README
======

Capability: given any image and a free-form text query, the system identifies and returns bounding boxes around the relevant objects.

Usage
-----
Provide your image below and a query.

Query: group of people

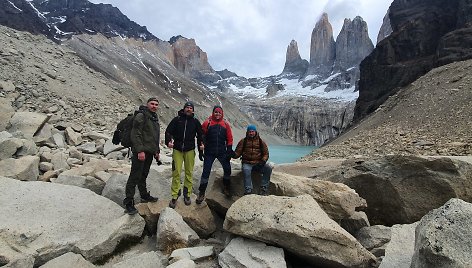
[123,97,273,215]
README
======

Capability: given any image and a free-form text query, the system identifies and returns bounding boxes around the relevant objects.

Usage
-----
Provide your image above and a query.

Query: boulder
[166,259,195,268]
[0,155,39,181]
[355,225,391,257]
[169,246,214,263]
[0,176,145,266]
[379,223,417,268]
[112,252,165,268]
[156,208,199,253]
[410,198,472,268]
[0,138,23,160]
[218,237,286,268]
[50,150,70,171]
[224,195,376,267]
[7,112,49,139]
[320,155,472,225]
[0,97,15,131]
[39,252,95,268]
[65,127,82,146]
[51,174,105,194]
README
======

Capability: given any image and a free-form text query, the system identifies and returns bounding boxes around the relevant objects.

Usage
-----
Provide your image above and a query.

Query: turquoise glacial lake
[268,145,317,164]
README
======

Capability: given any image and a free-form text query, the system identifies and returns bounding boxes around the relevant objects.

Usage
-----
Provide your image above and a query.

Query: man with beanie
[196,105,234,204]
[123,97,161,215]
[233,124,272,195]
[165,101,204,208]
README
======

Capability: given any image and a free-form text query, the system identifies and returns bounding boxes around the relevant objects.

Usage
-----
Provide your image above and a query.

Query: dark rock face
[0,0,51,37]
[334,16,374,71]
[354,0,472,122]
[282,40,309,76]
[307,13,336,76]
[217,69,238,79]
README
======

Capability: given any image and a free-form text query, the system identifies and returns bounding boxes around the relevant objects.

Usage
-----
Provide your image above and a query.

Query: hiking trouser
[125,152,153,201]
[198,153,231,194]
[242,162,272,192]
[171,149,195,199]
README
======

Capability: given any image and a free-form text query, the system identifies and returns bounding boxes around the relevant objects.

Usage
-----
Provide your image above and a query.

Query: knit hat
[247,125,257,132]
[213,105,223,114]
[147,97,159,103]
[183,101,194,110]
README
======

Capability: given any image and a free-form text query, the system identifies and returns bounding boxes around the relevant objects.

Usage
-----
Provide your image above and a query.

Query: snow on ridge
[8,0,23,11]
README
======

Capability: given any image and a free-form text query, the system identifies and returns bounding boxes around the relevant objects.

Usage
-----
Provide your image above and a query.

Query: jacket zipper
[182,117,188,151]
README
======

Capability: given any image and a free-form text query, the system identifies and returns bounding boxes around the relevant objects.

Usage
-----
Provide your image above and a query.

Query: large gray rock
[0,97,15,131]
[0,138,23,160]
[51,174,105,194]
[356,225,391,257]
[223,194,376,267]
[0,176,145,266]
[156,208,199,253]
[410,198,472,268]
[218,237,286,268]
[169,246,214,263]
[39,252,95,268]
[112,251,165,268]
[379,223,418,268]
[320,155,472,225]
[7,112,49,139]
[0,155,39,181]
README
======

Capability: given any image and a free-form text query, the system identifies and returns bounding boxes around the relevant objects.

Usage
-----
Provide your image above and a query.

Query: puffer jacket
[234,132,269,164]
[130,106,160,154]
[201,110,233,156]
[165,109,203,152]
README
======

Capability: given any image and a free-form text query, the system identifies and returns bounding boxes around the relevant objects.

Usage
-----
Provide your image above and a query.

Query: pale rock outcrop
[7,112,49,139]
[156,208,199,253]
[218,237,286,268]
[52,132,66,148]
[0,177,145,266]
[103,139,123,155]
[376,8,392,44]
[410,198,472,268]
[0,138,23,160]
[65,126,82,146]
[224,195,376,267]
[169,246,214,263]
[146,197,216,238]
[51,174,105,194]
[379,223,418,268]
[319,155,472,225]
[112,252,165,268]
[0,155,39,181]
[307,13,336,76]
[33,123,54,146]
[50,150,70,170]
[39,252,95,268]
[77,142,97,154]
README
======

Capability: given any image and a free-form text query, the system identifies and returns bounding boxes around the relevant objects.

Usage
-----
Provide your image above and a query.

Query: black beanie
[183,101,194,110]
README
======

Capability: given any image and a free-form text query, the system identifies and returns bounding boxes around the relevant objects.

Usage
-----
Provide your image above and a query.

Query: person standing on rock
[123,97,160,215]
[196,105,234,204]
[165,101,204,208]
[232,124,272,195]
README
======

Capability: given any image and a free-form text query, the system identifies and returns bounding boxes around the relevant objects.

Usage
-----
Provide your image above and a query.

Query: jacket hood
[210,105,224,121]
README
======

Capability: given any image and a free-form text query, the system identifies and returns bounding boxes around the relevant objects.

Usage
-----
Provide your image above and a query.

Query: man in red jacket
[196,105,234,204]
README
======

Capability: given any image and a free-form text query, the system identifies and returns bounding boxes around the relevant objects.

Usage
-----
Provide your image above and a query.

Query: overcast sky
[90,0,393,78]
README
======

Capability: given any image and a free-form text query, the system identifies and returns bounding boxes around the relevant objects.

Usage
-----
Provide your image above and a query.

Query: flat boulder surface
[0,176,145,267]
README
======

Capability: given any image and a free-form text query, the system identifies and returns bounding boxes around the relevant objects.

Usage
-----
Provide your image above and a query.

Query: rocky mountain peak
[376,8,393,44]
[282,39,309,76]
[334,16,374,71]
[307,13,336,76]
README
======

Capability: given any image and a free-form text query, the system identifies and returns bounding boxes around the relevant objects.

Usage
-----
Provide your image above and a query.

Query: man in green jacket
[123,97,161,215]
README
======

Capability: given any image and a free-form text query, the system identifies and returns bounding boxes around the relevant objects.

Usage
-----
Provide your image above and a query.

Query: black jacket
[165,109,203,152]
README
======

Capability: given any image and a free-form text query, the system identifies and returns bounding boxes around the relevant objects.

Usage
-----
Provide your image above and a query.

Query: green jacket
[131,106,160,154]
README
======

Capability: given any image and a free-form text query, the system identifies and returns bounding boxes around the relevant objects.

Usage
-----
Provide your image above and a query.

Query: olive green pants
[171,149,195,199]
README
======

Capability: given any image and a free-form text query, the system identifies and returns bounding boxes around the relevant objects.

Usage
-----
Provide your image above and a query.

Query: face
[247,130,256,137]
[147,100,159,112]
[184,106,193,115]
[213,109,222,120]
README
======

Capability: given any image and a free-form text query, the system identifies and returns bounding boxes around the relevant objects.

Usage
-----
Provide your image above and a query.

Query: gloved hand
[198,150,204,161]
[226,145,234,160]
[255,161,266,169]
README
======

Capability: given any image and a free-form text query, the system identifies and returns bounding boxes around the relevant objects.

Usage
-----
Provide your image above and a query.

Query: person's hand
[198,150,204,161]
[154,153,160,161]
[256,161,266,169]
[137,152,146,161]
[199,143,204,151]
[226,147,234,160]
[167,140,174,148]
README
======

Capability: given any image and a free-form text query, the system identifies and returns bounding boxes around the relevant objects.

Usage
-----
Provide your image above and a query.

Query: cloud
[90,0,392,77]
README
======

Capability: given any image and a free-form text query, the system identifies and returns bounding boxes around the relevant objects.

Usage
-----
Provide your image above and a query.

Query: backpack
[112,110,143,147]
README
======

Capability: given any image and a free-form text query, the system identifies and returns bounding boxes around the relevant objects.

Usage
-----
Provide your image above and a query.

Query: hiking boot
[260,188,269,196]
[196,192,205,204]
[244,189,253,195]
[124,199,138,215]
[169,198,177,209]
[141,192,158,203]
[222,180,232,198]
[184,195,191,206]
